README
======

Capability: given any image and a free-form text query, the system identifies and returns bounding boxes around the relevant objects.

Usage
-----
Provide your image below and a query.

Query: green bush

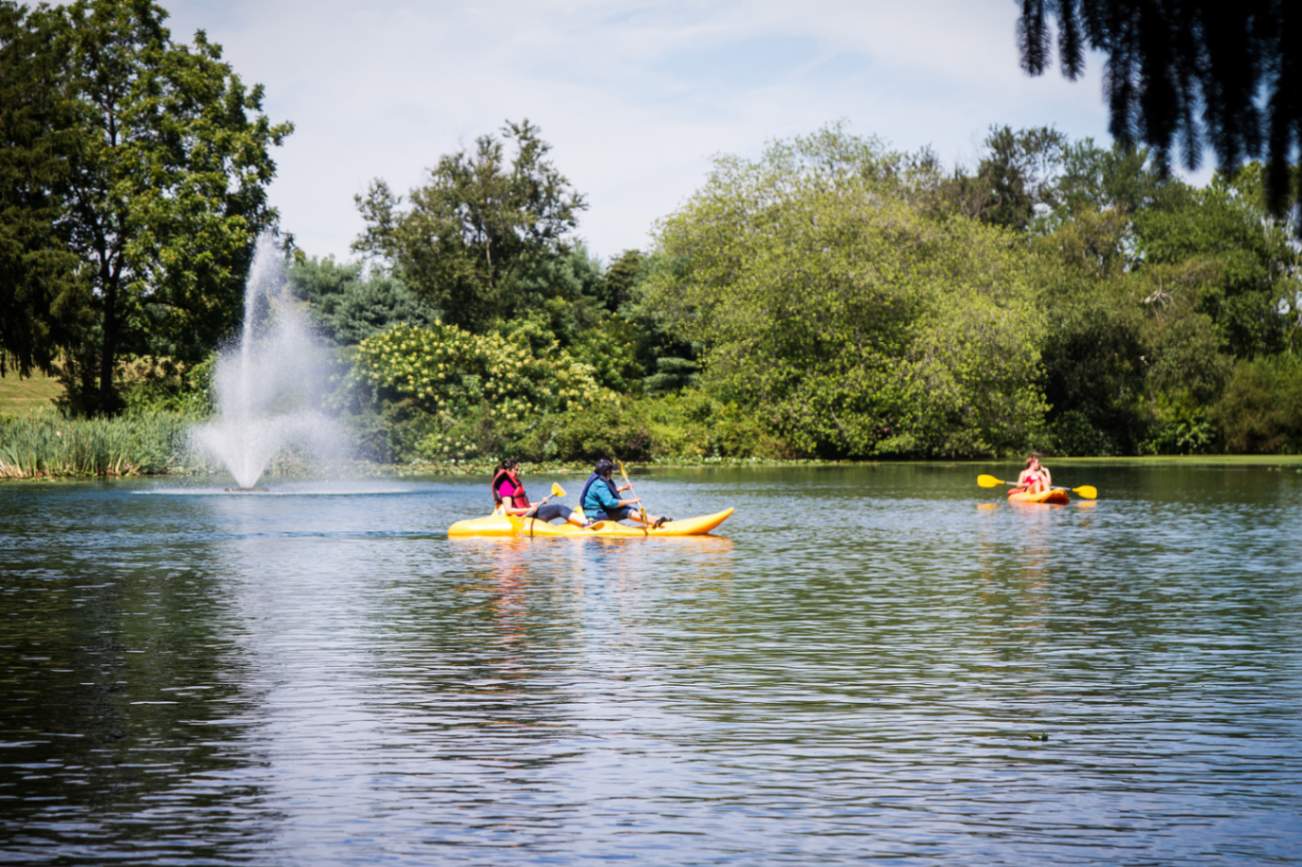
[115,354,215,416]
[340,400,440,464]
[350,322,614,461]
[1141,393,1218,454]
[1046,409,1121,456]
[1213,354,1302,453]
[634,390,785,459]
[517,399,652,462]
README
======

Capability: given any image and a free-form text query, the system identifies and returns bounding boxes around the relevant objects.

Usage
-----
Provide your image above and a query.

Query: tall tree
[1017,0,1302,225]
[0,2,82,378]
[970,125,1068,231]
[0,0,291,413]
[354,119,586,332]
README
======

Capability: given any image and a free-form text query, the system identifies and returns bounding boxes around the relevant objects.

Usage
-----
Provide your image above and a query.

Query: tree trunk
[97,267,120,415]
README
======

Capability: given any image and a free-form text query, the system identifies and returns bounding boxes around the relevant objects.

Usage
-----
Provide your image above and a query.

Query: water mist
[192,234,342,489]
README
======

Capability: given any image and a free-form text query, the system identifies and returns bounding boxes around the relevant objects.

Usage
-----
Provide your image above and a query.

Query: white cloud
[162,0,1115,262]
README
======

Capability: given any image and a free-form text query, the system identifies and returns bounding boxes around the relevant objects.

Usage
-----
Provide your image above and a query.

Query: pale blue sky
[162,0,1121,262]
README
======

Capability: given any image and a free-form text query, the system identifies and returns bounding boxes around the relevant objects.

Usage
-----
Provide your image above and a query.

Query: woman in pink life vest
[490,458,585,528]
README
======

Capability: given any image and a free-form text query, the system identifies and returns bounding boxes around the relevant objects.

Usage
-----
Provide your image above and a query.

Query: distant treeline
[3,1,1299,464]
[291,122,1302,461]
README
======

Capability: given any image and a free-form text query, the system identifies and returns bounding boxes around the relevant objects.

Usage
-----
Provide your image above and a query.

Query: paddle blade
[1072,484,1098,500]
[551,482,566,498]
[977,474,1007,488]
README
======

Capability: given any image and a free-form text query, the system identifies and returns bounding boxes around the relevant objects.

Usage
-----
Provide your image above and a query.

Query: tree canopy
[354,119,586,333]
[644,129,1049,459]
[0,2,81,379]
[0,0,290,413]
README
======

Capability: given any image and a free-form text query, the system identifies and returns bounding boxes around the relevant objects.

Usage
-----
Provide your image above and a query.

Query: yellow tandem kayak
[448,507,735,538]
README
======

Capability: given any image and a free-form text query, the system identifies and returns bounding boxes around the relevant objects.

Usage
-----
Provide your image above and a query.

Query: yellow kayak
[1007,489,1070,505]
[448,507,735,538]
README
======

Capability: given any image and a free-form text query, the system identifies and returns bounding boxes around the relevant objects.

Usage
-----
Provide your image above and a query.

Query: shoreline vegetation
[2,406,1299,482]
[7,122,1301,476]
[4,4,1300,478]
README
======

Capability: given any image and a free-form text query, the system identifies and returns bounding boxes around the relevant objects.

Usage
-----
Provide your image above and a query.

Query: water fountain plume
[192,234,342,489]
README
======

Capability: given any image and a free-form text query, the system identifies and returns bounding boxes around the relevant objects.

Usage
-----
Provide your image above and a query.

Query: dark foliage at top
[1017,1,1302,220]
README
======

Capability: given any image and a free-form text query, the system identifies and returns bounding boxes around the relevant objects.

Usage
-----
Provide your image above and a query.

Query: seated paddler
[1012,452,1052,495]
[579,458,669,528]
[491,458,585,527]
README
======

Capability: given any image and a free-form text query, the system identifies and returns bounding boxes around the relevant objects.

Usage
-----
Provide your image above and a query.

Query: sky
[161,0,1120,264]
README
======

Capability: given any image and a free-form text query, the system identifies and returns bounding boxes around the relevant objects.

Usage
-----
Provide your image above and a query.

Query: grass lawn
[0,371,63,416]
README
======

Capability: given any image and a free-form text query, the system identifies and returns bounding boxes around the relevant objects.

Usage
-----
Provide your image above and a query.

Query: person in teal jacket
[579,458,669,527]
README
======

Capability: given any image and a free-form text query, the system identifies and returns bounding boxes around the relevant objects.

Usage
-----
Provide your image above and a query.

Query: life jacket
[490,468,529,509]
[579,472,620,517]
[1019,469,1046,493]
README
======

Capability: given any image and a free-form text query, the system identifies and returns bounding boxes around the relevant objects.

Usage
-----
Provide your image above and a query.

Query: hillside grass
[0,371,63,416]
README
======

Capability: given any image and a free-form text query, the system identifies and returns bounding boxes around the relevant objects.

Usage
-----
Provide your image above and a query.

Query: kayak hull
[448,507,735,538]
[1007,488,1070,505]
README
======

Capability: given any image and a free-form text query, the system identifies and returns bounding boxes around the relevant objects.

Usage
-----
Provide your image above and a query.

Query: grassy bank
[0,411,194,479]
[0,371,63,416]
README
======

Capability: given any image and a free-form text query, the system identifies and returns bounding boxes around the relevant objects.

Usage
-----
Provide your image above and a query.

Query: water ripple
[0,466,1299,864]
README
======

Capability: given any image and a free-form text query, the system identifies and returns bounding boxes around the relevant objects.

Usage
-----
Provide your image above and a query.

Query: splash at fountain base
[189,233,343,490]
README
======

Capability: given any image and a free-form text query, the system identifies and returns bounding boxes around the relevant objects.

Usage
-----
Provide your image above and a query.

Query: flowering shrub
[352,322,613,460]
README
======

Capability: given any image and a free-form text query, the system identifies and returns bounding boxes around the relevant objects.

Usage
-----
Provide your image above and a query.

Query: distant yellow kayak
[1007,489,1070,505]
[448,507,735,538]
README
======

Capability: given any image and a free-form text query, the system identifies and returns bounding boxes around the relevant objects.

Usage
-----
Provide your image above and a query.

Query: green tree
[598,249,646,313]
[645,129,1047,458]
[969,125,1068,231]
[0,1,290,413]
[0,2,82,378]
[1029,146,1157,454]
[605,250,700,392]
[1053,139,1163,219]
[1133,167,1298,359]
[354,119,586,332]
[1213,353,1302,452]
[288,255,434,345]
[59,0,291,413]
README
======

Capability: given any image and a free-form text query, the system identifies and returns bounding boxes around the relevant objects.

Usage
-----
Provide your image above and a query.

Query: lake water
[1,464,1300,864]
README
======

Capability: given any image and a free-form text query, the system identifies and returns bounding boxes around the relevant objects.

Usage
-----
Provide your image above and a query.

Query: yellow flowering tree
[352,322,612,460]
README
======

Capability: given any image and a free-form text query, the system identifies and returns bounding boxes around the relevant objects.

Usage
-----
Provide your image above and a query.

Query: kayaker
[579,458,670,528]
[1013,453,1052,494]
[490,459,586,527]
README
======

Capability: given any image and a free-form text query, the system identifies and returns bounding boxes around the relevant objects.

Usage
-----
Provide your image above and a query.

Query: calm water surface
[1,465,1300,864]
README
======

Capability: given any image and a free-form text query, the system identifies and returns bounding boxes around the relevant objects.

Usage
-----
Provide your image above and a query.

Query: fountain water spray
[192,234,342,489]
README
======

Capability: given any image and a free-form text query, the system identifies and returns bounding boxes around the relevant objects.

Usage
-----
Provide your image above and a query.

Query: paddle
[616,459,649,525]
[519,482,570,537]
[523,482,567,518]
[977,473,1098,500]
